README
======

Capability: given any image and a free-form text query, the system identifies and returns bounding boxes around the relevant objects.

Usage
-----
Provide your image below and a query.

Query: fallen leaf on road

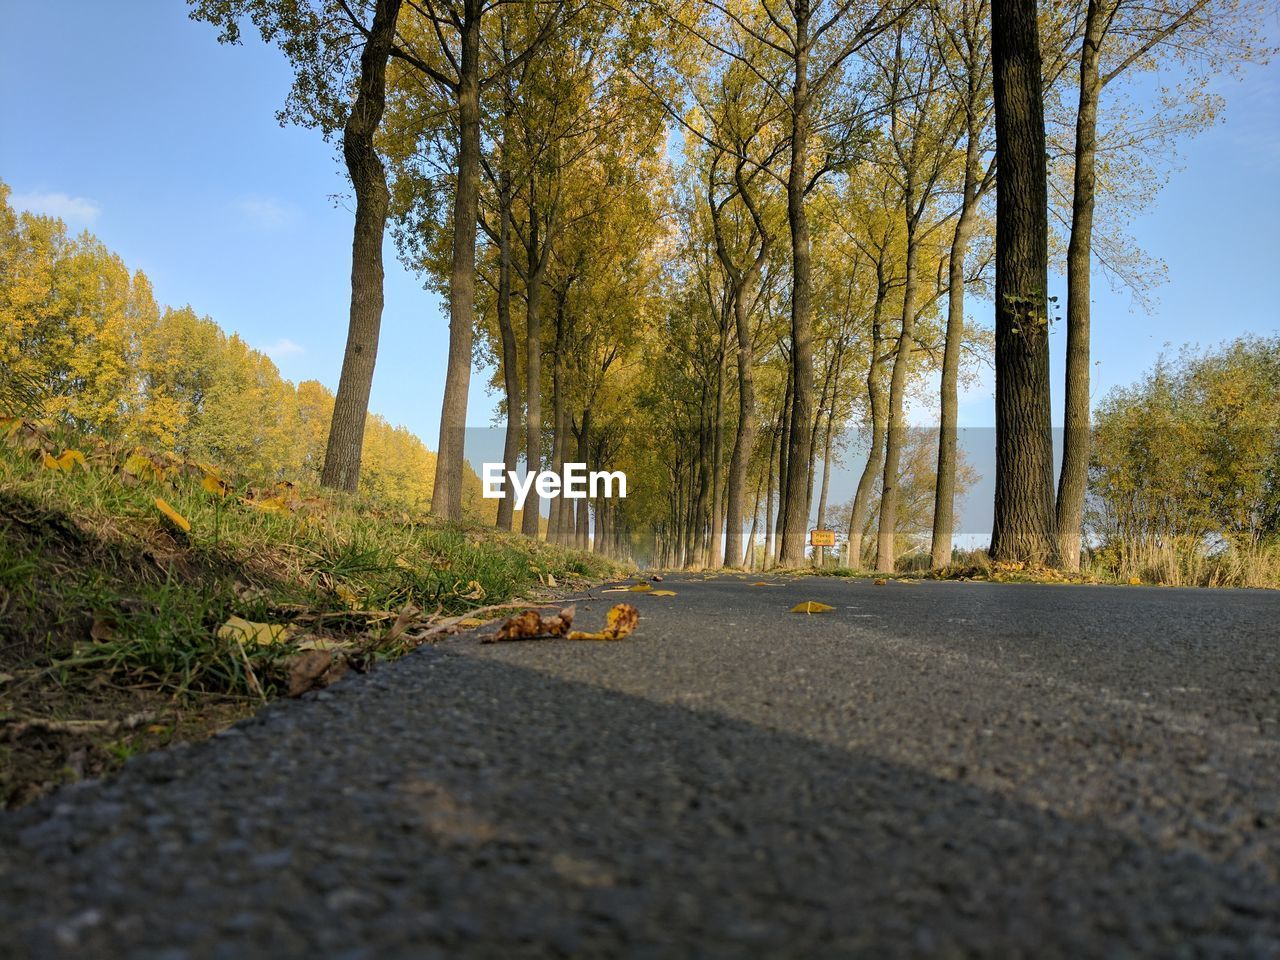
[627,583,653,593]
[790,601,835,614]
[490,606,576,641]
[567,603,639,641]
[1128,576,1142,585]
[650,590,677,597]
[751,581,779,587]
[873,578,887,586]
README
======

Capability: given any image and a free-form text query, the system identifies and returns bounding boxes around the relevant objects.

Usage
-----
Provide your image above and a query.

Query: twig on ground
[3,711,159,739]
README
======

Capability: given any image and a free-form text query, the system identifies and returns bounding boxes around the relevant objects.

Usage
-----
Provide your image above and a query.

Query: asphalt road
[2,574,1278,958]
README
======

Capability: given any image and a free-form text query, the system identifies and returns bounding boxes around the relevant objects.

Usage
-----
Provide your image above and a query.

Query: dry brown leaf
[285,649,333,697]
[89,617,116,642]
[491,606,576,641]
[873,578,887,586]
[790,601,835,614]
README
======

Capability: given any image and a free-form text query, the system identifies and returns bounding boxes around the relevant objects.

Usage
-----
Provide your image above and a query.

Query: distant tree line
[0,181,488,516]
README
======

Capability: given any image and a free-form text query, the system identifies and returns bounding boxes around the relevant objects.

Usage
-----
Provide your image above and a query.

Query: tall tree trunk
[692,394,710,566]
[520,214,551,538]
[709,334,727,567]
[765,416,779,567]
[876,219,920,573]
[816,396,837,530]
[1056,0,1105,571]
[495,167,520,531]
[575,408,591,550]
[723,285,757,567]
[990,0,1059,564]
[848,292,888,567]
[776,356,794,550]
[931,123,982,566]
[320,0,402,492]
[746,473,764,568]
[430,0,482,519]
[780,9,815,567]
[548,288,567,543]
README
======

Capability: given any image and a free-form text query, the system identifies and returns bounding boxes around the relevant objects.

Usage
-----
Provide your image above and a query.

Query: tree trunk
[709,333,727,567]
[931,123,982,567]
[876,220,920,573]
[848,291,888,567]
[521,214,551,538]
[320,0,402,493]
[780,9,815,567]
[990,0,1059,564]
[1056,0,1105,571]
[575,408,591,550]
[495,166,520,531]
[430,0,482,519]
[548,287,567,543]
[765,416,779,567]
[723,282,757,567]
[776,355,793,551]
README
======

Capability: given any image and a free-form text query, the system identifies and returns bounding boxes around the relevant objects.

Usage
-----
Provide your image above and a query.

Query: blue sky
[2,1,1277,525]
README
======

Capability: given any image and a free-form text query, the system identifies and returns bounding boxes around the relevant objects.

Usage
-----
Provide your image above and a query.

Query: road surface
[2,574,1278,957]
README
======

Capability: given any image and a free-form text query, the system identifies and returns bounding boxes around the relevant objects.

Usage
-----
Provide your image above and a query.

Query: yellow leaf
[1128,576,1142,585]
[334,584,360,608]
[567,603,639,641]
[202,473,229,497]
[627,582,653,592]
[873,578,887,586]
[248,495,291,513]
[649,589,677,596]
[154,497,190,533]
[457,617,484,628]
[43,449,87,472]
[457,579,486,600]
[217,615,294,646]
[790,601,835,614]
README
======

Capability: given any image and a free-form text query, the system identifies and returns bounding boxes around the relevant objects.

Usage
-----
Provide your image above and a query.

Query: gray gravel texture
[1,574,1278,958]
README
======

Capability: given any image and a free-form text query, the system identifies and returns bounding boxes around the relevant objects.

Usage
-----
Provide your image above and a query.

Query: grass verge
[0,418,622,807]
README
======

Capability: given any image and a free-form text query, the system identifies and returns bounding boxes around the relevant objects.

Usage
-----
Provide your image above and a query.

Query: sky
[2,1,1278,533]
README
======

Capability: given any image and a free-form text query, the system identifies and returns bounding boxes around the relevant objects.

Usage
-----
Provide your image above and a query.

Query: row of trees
[174,0,1268,570]
[0,181,488,515]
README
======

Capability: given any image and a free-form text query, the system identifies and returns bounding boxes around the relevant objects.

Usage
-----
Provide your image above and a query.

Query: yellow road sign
[809,529,836,547]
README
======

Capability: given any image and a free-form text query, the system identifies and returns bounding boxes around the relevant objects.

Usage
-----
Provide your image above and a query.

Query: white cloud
[237,195,295,230]
[260,337,305,359]
[11,190,102,225]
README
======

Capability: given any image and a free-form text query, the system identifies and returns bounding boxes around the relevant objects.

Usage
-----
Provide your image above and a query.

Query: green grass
[0,418,622,804]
